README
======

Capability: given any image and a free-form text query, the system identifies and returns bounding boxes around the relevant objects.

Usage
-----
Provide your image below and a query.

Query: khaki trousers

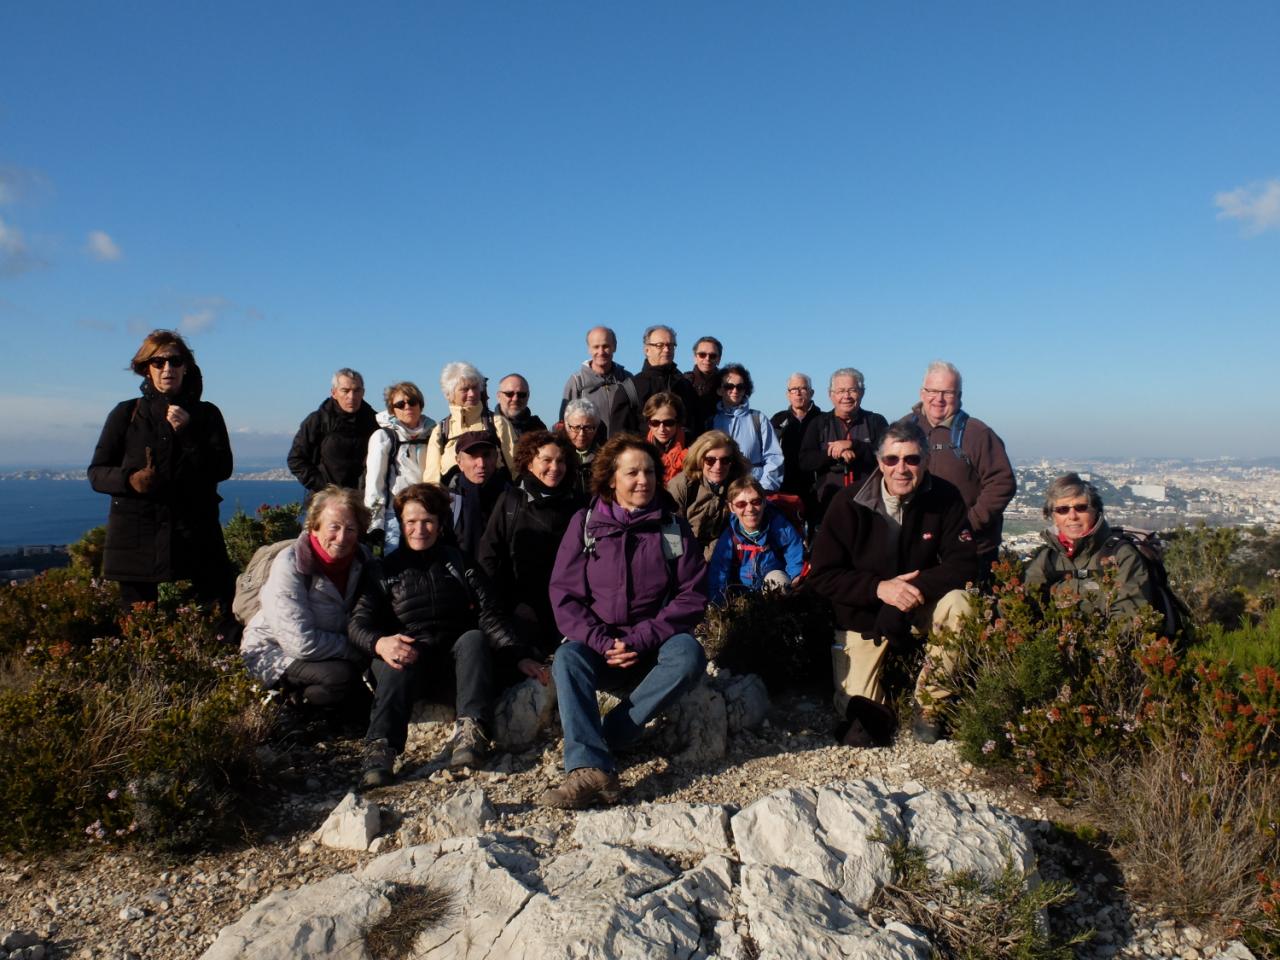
[830,589,971,715]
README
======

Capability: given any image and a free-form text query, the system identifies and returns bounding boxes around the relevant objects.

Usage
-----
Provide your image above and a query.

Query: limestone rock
[573,802,733,856]
[492,675,557,750]
[199,873,390,960]
[405,701,456,751]
[903,790,1036,884]
[654,680,728,763]
[312,792,381,852]
[738,864,932,960]
[732,780,901,909]
[419,786,497,842]
[717,672,770,733]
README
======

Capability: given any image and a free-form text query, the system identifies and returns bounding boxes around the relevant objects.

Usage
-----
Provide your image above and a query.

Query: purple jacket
[550,498,708,655]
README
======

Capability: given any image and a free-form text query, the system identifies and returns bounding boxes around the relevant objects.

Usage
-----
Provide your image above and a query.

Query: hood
[577,360,630,385]
[584,496,667,540]
[376,408,433,439]
[717,401,751,420]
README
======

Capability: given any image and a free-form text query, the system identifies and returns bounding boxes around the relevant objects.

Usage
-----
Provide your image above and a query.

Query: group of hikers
[89,326,1162,809]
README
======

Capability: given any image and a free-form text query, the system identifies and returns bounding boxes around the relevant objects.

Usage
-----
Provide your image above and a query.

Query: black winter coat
[287,398,379,492]
[807,472,978,634]
[88,367,233,584]
[477,479,585,655]
[797,408,888,521]
[347,542,522,658]
[607,362,700,438]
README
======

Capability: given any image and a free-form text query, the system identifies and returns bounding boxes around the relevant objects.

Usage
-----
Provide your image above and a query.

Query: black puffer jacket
[477,478,585,654]
[287,397,379,492]
[347,542,521,657]
[88,365,233,584]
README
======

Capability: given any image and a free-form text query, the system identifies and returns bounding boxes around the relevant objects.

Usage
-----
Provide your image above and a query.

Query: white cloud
[0,214,43,276]
[180,307,217,333]
[86,230,123,262]
[1214,178,1280,235]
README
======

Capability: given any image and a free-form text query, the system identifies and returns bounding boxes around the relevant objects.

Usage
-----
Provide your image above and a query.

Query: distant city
[4,458,1279,571]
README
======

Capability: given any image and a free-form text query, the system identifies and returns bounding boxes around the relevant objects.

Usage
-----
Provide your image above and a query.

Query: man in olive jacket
[807,420,977,748]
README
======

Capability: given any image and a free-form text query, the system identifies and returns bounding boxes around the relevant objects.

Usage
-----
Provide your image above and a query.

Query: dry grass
[366,882,456,959]
[1085,734,1280,934]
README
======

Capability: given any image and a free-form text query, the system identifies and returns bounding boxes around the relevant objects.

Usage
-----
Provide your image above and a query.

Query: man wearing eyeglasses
[905,360,1015,583]
[288,367,380,493]
[797,367,888,526]
[808,420,978,749]
[770,372,822,507]
[494,373,547,439]
[606,324,700,438]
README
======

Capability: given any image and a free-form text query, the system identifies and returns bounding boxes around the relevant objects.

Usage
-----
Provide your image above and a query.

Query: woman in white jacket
[364,380,436,551]
[240,486,373,708]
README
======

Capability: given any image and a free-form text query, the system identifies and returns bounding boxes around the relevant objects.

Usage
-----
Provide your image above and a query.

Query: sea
[0,479,304,550]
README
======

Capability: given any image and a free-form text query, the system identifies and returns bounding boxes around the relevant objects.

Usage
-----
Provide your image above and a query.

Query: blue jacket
[707,507,805,603]
[711,402,785,491]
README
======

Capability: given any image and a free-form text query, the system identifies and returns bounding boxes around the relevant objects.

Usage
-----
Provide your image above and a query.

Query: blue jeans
[552,633,706,773]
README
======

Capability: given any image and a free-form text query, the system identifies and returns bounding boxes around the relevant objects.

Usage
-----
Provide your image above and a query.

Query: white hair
[828,367,865,392]
[787,371,813,390]
[924,359,963,395]
[563,398,600,423]
[331,367,363,390]
[440,361,484,402]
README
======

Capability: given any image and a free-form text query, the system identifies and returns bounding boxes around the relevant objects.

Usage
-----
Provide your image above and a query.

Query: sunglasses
[147,355,186,370]
[392,399,421,410]
[880,454,923,467]
[648,418,678,429]
[696,351,719,360]
[500,390,528,399]
[703,454,733,466]
[731,497,764,510]
[1052,503,1093,516]
[722,382,747,392]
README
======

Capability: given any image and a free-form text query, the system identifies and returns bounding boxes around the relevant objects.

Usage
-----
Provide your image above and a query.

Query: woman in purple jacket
[542,434,709,809]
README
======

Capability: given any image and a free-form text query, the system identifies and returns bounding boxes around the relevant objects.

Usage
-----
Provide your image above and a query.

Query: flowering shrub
[0,581,272,852]
[0,566,120,659]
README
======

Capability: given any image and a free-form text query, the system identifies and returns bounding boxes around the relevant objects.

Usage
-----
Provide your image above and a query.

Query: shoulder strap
[622,378,640,417]
[751,410,762,458]
[381,426,401,498]
[950,411,972,467]
[436,414,452,453]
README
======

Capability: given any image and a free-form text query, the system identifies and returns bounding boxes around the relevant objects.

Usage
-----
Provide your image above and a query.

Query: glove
[869,604,915,653]
[129,447,157,494]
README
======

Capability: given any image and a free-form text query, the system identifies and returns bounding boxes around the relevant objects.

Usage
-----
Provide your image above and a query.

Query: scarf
[308,531,355,594]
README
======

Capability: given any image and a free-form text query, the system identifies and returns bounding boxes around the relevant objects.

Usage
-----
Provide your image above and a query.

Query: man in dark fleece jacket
[606,325,700,438]
[807,420,978,749]
[288,368,379,493]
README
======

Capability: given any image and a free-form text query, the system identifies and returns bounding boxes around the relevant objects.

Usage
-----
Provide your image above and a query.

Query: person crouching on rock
[706,476,806,605]
[541,435,709,809]
[349,482,525,788]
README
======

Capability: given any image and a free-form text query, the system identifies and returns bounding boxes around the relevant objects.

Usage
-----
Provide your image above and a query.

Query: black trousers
[365,629,492,753]
[281,658,361,707]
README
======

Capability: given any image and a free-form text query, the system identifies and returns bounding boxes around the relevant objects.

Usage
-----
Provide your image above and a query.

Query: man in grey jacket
[558,326,630,426]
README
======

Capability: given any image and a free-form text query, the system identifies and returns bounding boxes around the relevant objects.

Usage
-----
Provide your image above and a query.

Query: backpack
[912,410,973,470]
[379,425,429,502]
[232,540,297,624]
[1042,527,1191,642]
[436,407,498,455]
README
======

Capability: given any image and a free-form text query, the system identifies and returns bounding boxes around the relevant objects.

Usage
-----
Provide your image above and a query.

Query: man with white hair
[288,367,379,493]
[905,360,1015,580]
[770,372,822,505]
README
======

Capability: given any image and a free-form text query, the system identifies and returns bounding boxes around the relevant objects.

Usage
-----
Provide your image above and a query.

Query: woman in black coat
[478,430,585,664]
[88,329,235,611]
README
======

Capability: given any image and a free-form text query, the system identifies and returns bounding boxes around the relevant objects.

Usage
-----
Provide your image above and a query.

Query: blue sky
[1,2,1276,467]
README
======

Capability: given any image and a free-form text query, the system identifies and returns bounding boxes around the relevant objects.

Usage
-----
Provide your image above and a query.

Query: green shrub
[1194,607,1280,670]
[0,599,272,853]
[223,501,301,572]
[68,524,107,577]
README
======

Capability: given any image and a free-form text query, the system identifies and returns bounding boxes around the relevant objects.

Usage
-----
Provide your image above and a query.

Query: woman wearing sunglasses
[1023,473,1157,618]
[88,329,235,613]
[707,477,805,604]
[666,429,751,560]
[643,391,689,483]
[364,381,436,552]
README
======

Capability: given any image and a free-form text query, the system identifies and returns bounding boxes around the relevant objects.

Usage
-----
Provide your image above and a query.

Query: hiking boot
[360,738,396,789]
[840,717,875,748]
[538,767,623,810]
[911,707,945,745]
[447,717,490,769]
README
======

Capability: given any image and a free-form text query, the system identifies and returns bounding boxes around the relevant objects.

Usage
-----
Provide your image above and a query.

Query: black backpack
[436,408,498,455]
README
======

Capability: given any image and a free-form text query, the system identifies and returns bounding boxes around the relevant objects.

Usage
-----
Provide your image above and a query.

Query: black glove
[870,604,916,653]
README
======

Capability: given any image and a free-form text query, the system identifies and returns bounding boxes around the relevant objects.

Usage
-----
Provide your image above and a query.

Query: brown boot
[538,767,623,809]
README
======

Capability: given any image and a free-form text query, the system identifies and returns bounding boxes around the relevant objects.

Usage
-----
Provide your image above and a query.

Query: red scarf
[308,531,355,594]
[649,427,689,483]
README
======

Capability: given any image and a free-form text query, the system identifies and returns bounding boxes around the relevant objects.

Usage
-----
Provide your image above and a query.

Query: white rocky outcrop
[312,792,381,852]
[201,779,1050,960]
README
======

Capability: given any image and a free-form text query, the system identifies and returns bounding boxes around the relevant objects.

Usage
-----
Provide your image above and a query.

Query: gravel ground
[0,692,1254,960]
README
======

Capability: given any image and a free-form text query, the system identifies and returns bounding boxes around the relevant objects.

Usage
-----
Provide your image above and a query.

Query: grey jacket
[240,533,369,687]
[559,361,631,424]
